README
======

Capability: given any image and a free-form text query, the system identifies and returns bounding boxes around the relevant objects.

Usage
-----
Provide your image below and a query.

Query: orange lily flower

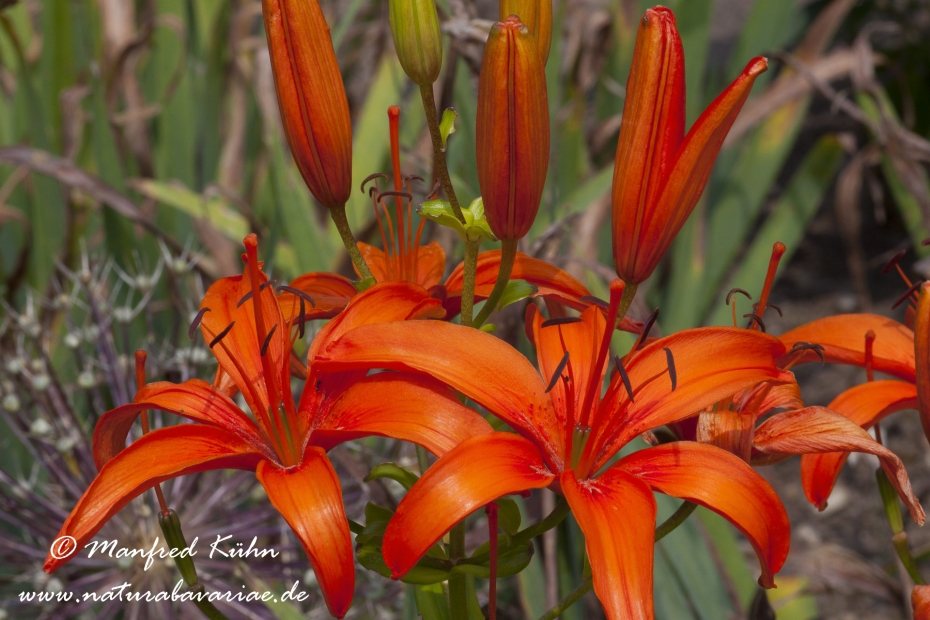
[262,0,352,209]
[43,235,492,618]
[316,282,795,619]
[611,7,766,285]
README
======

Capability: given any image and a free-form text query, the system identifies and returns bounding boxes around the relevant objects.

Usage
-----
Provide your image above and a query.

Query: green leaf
[414,583,450,620]
[454,538,534,579]
[365,463,420,491]
[130,179,248,240]
[439,108,457,151]
[513,496,547,618]
[356,542,452,585]
[497,281,538,311]
[418,197,495,243]
[496,498,522,536]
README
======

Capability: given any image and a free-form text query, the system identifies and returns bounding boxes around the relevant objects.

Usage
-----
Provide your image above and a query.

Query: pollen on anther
[546,351,570,393]
[542,317,583,328]
[209,321,235,348]
[664,348,677,391]
[613,355,634,403]
[189,307,211,340]
[260,324,279,357]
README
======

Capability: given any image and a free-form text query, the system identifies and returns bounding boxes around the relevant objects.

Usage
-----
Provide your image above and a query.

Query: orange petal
[93,379,270,469]
[382,432,553,577]
[280,271,357,323]
[734,381,804,414]
[610,7,685,285]
[200,268,290,423]
[262,0,352,209]
[619,442,790,588]
[778,313,916,382]
[314,320,565,467]
[588,327,791,471]
[43,425,264,573]
[476,16,549,240]
[915,283,930,441]
[310,371,493,456]
[696,407,755,462]
[561,468,656,620]
[913,585,930,620]
[358,241,447,289]
[257,449,353,618]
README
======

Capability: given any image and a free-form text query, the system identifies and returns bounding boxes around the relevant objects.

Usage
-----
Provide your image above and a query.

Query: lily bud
[499,0,553,65]
[262,0,352,209]
[388,0,443,86]
[611,7,766,284]
[476,16,550,241]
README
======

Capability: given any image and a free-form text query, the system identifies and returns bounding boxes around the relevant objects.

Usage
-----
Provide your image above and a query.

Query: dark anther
[260,324,279,357]
[277,285,317,308]
[361,172,388,194]
[664,348,677,391]
[378,190,413,202]
[580,295,609,310]
[298,296,306,339]
[892,280,925,309]
[542,316,584,328]
[403,174,425,185]
[613,355,634,403]
[639,308,660,344]
[752,302,783,317]
[209,321,235,349]
[883,249,907,273]
[789,341,826,364]
[260,280,277,292]
[743,313,766,332]
[546,351,571,393]
[426,178,442,200]
[369,186,380,199]
[236,280,275,308]
[726,288,752,305]
[189,307,210,340]
[236,291,253,308]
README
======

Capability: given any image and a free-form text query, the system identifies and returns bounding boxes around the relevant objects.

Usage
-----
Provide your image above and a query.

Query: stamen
[892,280,925,309]
[189,307,210,340]
[754,242,785,326]
[260,324,279,357]
[753,302,782,317]
[403,174,425,187]
[613,355,634,403]
[865,329,875,382]
[276,285,317,308]
[579,280,626,428]
[580,295,609,310]
[743,313,766,332]
[541,316,584,327]
[546,351,570,393]
[570,424,591,470]
[786,341,825,367]
[361,172,388,194]
[725,288,752,305]
[426,178,442,200]
[633,308,660,352]
[379,190,414,202]
[237,280,277,308]
[883,249,907,273]
[298,296,306,339]
[209,321,235,348]
[664,348,677,391]
[388,105,407,276]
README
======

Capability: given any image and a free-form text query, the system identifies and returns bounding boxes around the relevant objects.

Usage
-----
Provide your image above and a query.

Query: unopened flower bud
[499,0,552,65]
[476,16,549,241]
[388,0,443,86]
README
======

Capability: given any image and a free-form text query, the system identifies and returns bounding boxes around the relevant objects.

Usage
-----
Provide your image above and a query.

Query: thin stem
[893,533,926,585]
[419,83,465,223]
[416,445,430,475]
[655,501,698,542]
[460,238,481,327]
[465,497,570,567]
[487,503,499,620]
[616,282,637,325]
[473,239,518,327]
[537,576,592,620]
[330,203,374,281]
[449,522,468,620]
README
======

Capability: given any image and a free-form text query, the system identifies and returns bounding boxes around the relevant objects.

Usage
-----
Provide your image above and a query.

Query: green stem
[449,522,468,620]
[158,510,230,620]
[460,238,481,327]
[536,498,697,619]
[464,497,570,567]
[416,445,430,475]
[617,282,638,325]
[473,238,518,328]
[419,83,465,223]
[877,468,925,584]
[330,203,373,282]
[893,533,925,585]
[655,501,697,542]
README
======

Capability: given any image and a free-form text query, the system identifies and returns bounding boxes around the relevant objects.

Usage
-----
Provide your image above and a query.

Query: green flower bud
[388,0,443,86]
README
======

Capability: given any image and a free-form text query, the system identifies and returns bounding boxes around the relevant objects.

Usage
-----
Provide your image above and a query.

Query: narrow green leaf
[513,496,548,618]
[414,583,451,620]
[130,179,248,240]
[496,498,522,536]
[365,462,420,491]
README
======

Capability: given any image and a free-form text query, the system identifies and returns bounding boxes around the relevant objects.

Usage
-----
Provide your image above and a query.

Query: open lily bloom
[316,281,795,619]
[778,283,930,515]
[42,235,492,619]
[685,381,924,524]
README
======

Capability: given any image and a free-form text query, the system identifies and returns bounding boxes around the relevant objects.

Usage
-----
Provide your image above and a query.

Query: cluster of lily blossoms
[41,1,930,619]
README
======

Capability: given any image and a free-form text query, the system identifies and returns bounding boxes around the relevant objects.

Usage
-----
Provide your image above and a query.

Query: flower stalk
[473,238,518,327]
[330,203,375,282]
[420,83,465,223]
[460,237,481,327]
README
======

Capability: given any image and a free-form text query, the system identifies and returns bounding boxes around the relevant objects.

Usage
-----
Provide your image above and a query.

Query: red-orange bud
[262,0,353,209]
[476,16,550,241]
[499,0,553,66]
[611,7,766,284]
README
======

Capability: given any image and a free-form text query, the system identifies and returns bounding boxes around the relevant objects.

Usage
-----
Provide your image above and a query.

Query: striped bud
[499,0,553,65]
[476,16,550,241]
[389,0,443,86]
[262,0,352,209]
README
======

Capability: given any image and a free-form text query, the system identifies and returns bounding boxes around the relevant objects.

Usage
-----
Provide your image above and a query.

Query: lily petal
[561,468,656,620]
[382,432,554,577]
[778,314,916,382]
[619,442,790,588]
[93,379,270,469]
[315,320,565,467]
[357,241,447,290]
[915,283,930,440]
[590,327,790,470]
[257,449,353,618]
[43,425,264,573]
[310,372,493,456]
[913,585,930,620]
[280,271,357,322]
